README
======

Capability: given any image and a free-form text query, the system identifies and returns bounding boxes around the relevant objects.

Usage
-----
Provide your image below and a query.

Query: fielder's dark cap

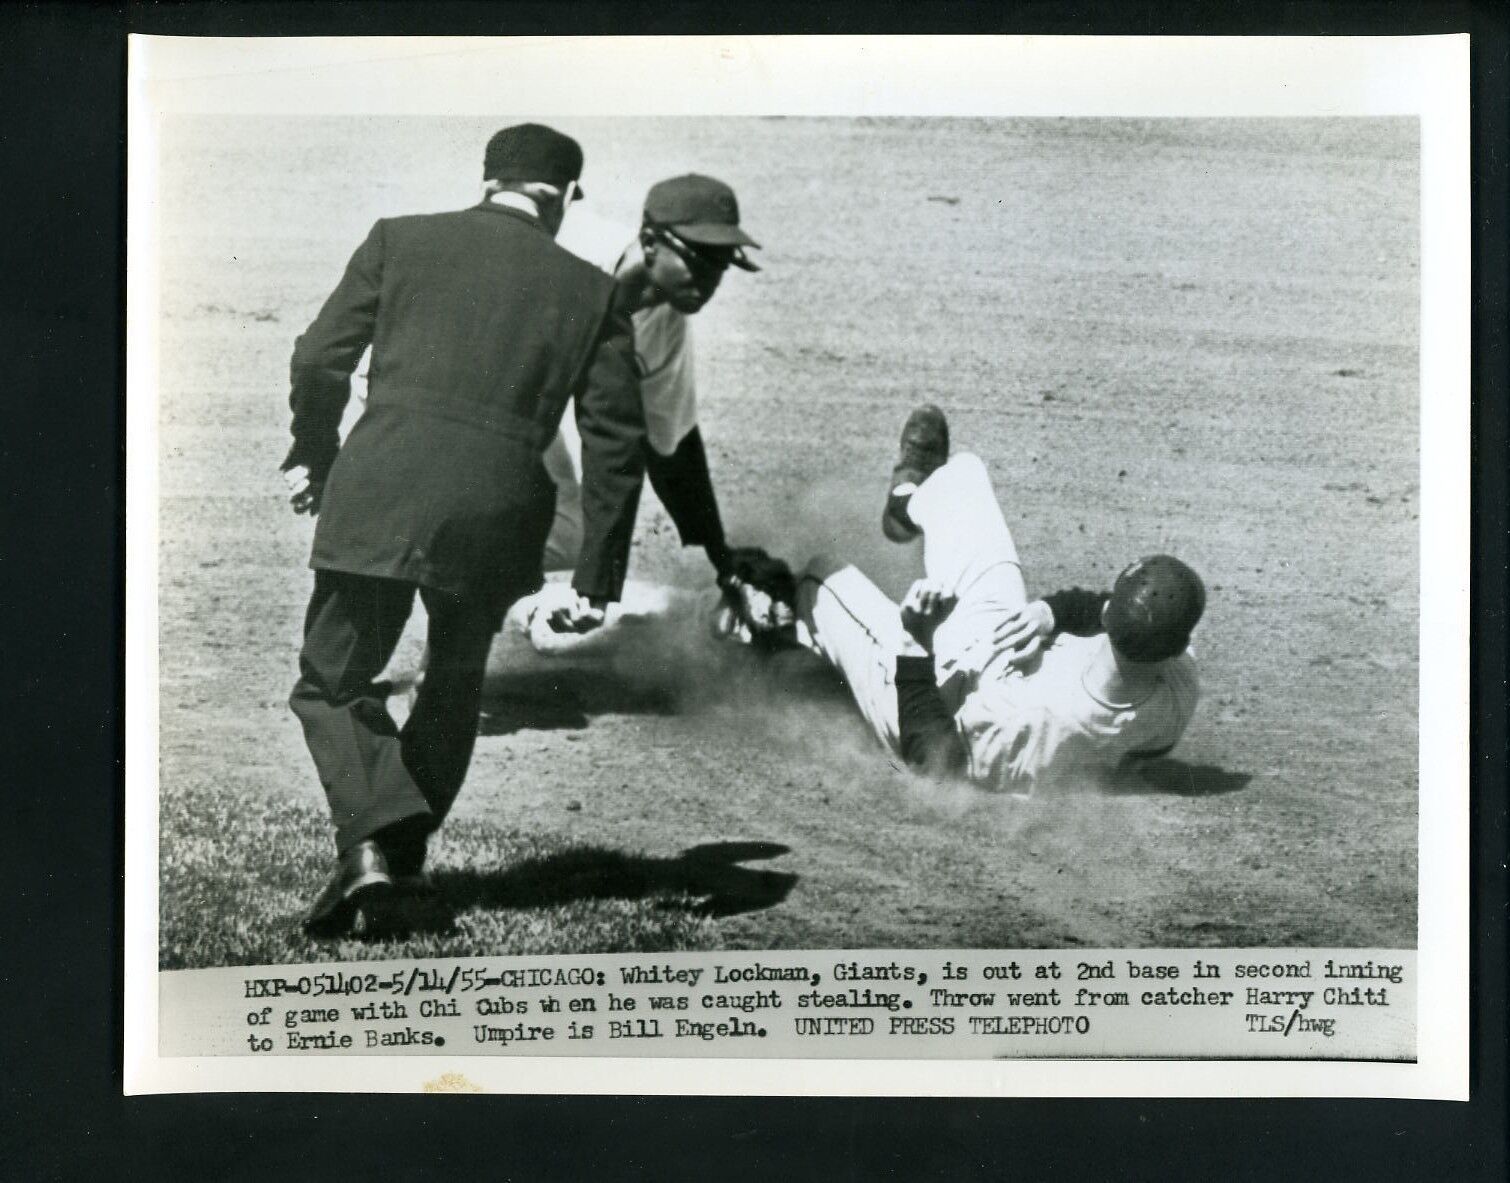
[483,123,584,195]
[644,174,760,269]
[1104,554,1206,663]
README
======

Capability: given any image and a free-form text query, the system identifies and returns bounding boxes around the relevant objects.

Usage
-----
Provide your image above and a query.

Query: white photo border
[124,33,1470,1098]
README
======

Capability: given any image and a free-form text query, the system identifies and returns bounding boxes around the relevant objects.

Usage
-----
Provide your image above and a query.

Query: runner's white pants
[795,452,1028,752]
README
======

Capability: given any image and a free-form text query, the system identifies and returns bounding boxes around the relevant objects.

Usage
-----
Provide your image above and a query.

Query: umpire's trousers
[290,570,497,854]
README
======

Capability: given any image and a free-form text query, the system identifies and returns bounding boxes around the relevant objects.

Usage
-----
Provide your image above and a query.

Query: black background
[1,2,1504,1178]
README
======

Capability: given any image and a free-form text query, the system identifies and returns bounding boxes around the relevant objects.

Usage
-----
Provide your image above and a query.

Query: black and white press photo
[125,36,1469,1096]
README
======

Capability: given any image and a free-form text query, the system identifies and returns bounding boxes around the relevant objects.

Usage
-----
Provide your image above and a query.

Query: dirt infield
[155,117,1418,963]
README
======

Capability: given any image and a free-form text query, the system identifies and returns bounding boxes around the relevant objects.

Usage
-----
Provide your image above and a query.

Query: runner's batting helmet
[1103,555,1206,663]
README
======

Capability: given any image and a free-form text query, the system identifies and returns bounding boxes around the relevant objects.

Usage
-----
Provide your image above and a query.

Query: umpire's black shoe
[375,817,430,880]
[302,839,395,939]
[882,404,950,542]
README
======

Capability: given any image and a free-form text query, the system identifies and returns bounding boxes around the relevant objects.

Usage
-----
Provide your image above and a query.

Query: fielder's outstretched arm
[642,425,729,572]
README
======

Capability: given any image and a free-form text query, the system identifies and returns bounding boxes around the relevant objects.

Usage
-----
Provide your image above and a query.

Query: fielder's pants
[491,432,582,644]
[796,452,1028,752]
[290,570,497,854]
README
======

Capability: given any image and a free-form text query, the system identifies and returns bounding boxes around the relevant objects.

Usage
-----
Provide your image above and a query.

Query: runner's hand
[899,579,957,650]
[990,600,1055,667]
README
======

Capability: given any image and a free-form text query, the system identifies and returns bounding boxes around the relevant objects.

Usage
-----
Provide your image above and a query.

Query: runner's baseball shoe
[882,404,950,542]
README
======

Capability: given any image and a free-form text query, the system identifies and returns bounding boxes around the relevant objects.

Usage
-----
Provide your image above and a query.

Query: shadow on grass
[432,840,798,920]
[1116,758,1252,797]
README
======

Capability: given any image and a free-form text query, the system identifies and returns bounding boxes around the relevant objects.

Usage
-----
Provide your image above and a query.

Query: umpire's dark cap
[1104,555,1206,663]
[644,174,761,269]
[483,124,584,194]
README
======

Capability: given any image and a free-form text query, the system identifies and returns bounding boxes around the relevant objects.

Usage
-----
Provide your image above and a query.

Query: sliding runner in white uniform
[795,404,1204,795]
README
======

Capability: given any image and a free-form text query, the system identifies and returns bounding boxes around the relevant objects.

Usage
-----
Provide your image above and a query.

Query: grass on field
[158,781,739,969]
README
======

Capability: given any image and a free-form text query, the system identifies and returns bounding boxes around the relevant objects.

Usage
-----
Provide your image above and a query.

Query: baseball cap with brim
[645,174,761,270]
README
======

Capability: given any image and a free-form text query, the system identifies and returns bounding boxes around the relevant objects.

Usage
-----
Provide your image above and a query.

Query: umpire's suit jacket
[284,202,645,614]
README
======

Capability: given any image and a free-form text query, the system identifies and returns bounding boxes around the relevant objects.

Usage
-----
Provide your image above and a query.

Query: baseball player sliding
[783,404,1205,794]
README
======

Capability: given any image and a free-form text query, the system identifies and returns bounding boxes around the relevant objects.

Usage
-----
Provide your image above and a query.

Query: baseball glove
[712,546,799,649]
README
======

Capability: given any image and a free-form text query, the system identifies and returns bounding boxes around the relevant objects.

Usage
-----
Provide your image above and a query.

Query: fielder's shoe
[882,404,950,542]
[302,839,395,939]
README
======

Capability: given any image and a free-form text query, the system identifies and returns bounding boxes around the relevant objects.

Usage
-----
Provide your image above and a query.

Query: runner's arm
[895,655,968,776]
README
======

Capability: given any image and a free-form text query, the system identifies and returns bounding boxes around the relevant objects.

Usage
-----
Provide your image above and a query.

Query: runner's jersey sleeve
[1124,651,1199,756]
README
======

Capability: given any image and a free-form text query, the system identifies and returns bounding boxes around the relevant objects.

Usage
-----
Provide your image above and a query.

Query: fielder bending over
[516,174,770,641]
[794,405,1204,794]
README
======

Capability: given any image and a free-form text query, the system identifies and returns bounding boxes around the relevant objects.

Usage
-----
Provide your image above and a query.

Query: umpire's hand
[282,465,324,515]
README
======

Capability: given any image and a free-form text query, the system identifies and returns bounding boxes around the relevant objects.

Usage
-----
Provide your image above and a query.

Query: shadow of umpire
[432,840,798,920]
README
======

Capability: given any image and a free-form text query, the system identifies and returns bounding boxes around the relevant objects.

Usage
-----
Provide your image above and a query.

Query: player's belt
[365,385,556,451]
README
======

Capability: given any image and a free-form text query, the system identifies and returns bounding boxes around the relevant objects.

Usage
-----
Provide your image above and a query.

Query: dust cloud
[496,474,1052,829]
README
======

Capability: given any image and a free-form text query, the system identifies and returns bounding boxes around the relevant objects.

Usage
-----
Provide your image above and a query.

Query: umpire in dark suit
[281,124,645,937]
